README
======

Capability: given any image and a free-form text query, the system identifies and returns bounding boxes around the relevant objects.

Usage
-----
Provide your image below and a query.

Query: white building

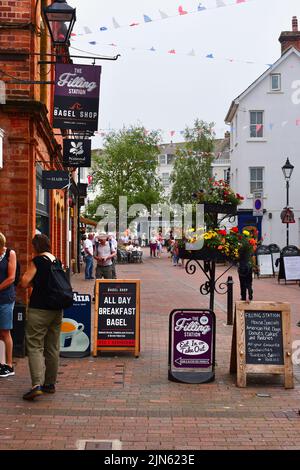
[225,17,300,249]
[158,136,230,198]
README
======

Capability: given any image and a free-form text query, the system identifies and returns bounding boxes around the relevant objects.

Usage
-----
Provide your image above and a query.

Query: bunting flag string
[70,41,274,68]
[73,0,258,38]
[93,119,300,143]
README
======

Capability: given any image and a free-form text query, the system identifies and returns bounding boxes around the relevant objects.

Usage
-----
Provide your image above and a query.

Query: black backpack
[43,256,73,310]
[6,248,21,286]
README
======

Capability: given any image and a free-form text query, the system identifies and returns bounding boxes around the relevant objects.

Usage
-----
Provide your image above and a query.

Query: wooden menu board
[93,280,140,357]
[230,302,293,388]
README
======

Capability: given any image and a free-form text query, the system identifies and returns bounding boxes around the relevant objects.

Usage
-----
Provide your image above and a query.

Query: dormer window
[271,73,281,91]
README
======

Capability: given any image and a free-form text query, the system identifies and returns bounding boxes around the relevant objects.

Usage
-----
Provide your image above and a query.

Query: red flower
[218,230,227,236]
[231,227,239,233]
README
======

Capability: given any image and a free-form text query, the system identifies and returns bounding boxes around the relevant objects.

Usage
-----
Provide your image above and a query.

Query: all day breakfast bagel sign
[53,63,101,131]
[93,280,140,357]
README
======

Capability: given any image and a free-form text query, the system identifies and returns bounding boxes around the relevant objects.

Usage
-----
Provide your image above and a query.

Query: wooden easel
[230,301,293,389]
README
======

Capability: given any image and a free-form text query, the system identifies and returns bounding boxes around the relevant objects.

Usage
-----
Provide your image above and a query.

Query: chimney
[292,16,298,31]
[279,16,300,54]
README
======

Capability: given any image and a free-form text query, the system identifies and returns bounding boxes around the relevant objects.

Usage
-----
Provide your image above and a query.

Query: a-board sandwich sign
[61,292,91,358]
[53,63,101,131]
[283,256,300,281]
[93,280,140,357]
[168,309,216,384]
[230,301,293,388]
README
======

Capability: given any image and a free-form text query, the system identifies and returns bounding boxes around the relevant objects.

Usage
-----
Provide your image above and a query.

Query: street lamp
[43,0,76,46]
[281,158,294,246]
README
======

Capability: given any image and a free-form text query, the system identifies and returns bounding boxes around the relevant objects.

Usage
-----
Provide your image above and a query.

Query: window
[250,167,264,193]
[161,172,170,187]
[166,154,175,165]
[250,111,264,138]
[159,155,166,165]
[271,73,281,91]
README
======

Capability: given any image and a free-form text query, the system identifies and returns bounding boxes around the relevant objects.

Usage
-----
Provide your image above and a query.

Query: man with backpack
[20,234,73,400]
[0,232,17,378]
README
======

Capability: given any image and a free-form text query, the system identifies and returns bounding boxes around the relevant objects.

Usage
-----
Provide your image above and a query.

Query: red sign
[281,208,295,224]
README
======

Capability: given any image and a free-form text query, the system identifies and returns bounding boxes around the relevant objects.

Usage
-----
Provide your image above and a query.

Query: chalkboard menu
[245,311,283,365]
[168,309,216,384]
[93,280,140,357]
[230,302,293,389]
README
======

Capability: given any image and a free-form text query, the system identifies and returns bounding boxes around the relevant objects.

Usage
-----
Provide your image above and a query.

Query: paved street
[0,250,300,450]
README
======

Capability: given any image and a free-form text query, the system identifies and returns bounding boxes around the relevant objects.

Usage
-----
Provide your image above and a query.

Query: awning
[80,216,97,227]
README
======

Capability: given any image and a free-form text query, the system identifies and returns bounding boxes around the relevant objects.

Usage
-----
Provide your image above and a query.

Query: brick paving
[0,250,300,450]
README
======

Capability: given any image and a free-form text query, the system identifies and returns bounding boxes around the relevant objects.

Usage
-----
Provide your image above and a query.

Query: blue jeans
[85,255,93,279]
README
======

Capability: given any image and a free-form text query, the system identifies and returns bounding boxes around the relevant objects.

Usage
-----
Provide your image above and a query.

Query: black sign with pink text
[168,309,215,383]
[53,63,101,131]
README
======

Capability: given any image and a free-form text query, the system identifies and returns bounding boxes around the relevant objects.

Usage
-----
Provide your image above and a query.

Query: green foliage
[170,119,215,205]
[84,126,163,221]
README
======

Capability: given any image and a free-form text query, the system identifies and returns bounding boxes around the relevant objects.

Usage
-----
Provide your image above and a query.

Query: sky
[69,0,300,148]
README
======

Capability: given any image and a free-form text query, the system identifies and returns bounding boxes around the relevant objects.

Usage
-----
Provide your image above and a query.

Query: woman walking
[20,234,63,400]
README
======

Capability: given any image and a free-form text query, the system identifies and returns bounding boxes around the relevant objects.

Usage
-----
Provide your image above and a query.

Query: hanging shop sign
[53,63,101,131]
[63,139,91,167]
[42,170,69,189]
[230,301,293,388]
[93,280,140,357]
[168,309,216,384]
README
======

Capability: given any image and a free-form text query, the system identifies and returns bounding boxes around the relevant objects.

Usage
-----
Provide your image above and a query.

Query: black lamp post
[281,158,294,246]
[43,0,76,46]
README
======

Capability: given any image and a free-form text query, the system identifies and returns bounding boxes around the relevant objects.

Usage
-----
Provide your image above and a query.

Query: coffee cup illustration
[60,318,84,348]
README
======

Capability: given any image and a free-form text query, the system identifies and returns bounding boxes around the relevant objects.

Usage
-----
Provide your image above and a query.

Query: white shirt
[96,242,115,266]
[83,239,93,256]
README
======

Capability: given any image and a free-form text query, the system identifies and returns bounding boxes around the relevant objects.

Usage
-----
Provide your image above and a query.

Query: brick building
[0,0,80,303]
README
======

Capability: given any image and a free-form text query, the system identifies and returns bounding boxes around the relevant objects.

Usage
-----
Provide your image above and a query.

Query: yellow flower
[242,230,250,236]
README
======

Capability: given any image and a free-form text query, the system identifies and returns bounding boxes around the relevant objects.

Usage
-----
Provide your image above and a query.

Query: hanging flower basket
[178,246,228,262]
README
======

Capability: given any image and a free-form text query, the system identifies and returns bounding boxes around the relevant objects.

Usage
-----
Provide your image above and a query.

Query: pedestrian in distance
[238,248,253,301]
[108,232,118,280]
[20,234,67,400]
[92,232,117,301]
[83,233,94,280]
[0,232,17,378]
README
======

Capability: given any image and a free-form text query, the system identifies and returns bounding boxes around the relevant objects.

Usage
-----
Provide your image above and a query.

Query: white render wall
[229,51,300,248]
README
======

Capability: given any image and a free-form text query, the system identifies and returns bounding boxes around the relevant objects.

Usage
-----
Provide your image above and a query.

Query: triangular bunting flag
[296,119,300,126]
[170,131,175,136]
[89,41,97,45]
[216,0,226,7]
[188,49,196,56]
[159,10,169,19]
[198,3,206,10]
[178,6,188,15]
[83,26,92,34]
[168,49,176,54]
[143,14,152,23]
[112,17,120,28]
[100,26,108,31]
[206,53,214,58]
[149,47,156,51]
[130,22,139,27]
[236,0,246,3]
